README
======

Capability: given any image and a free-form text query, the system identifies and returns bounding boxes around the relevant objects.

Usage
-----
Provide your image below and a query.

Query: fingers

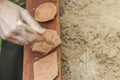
[0,1,45,45]
[0,20,44,45]
[7,38,24,46]
[9,27,44,45]
[20,9,46,34]
[16,26,44,42]
[7,37,26,46]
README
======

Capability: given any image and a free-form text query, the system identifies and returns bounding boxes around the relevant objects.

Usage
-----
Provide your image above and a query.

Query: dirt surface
[60,0,120,80]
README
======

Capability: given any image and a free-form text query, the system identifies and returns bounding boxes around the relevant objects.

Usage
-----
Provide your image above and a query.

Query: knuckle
[3,32,11,40]
[28,35,35,42]
[11,27,18,33]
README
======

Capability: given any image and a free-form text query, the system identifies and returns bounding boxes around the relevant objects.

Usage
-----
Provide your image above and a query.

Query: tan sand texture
[34,3,57,22]
[32,29,61,55]
[34,51,58,80]
[61,0,120,80]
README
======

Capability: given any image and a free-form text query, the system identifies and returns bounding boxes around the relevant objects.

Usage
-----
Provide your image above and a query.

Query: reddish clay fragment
[33,52,58,80]
[32,29,61,55]
[34,3,57,22]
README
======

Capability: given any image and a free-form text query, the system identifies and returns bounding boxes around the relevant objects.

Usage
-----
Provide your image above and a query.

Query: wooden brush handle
[17,20,38,34]
[17,20,55,45]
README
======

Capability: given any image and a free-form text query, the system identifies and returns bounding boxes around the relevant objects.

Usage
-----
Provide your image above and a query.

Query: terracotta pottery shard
[33,52,58,80]
[32,29,61,55]
[34,3,57,22]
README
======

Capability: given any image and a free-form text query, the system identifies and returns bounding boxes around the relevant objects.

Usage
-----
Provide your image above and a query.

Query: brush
[17,20,55,45]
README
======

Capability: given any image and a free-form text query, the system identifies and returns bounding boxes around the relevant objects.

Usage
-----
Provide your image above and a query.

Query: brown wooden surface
[23,0,61,80]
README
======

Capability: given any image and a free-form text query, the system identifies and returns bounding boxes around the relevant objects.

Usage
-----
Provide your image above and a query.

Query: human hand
[0,0,46,45]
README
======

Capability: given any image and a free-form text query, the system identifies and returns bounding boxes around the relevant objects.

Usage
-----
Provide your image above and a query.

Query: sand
[60,0,120,80]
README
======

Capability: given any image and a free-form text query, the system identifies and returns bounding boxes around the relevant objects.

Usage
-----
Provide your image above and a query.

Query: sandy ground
[60,0,120,80]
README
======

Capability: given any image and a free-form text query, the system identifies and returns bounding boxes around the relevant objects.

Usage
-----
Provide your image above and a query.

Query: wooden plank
[23,0,61,80]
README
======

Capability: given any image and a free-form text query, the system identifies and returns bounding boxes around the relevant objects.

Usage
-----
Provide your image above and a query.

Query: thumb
[20,9,46,34]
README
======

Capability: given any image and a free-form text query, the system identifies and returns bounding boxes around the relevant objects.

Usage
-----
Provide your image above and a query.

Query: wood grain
[23,0,61,80]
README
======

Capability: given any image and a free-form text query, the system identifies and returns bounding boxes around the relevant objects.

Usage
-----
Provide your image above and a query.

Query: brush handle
[17,20,37,34]
[17,20,55,45]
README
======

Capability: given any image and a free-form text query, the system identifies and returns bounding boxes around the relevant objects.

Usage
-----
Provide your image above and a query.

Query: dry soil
[60,0,120,80]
